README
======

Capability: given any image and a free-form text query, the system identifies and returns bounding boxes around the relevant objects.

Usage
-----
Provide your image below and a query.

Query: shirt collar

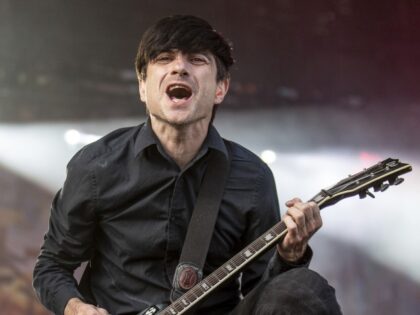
[134,119,159,156]
[203,123,228,158]
[134,118,228,159]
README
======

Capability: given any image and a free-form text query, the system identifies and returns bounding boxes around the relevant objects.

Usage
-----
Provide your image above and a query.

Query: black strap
[171,145,231,301]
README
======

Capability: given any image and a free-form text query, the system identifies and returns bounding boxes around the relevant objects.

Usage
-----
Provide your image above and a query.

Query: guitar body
[136,158,412,315]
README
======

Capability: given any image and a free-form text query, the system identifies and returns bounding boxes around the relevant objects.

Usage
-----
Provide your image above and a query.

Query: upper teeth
[169,84,189,91]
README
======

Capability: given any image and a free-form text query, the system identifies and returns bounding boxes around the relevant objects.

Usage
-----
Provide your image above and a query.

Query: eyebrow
[157,49,212,58]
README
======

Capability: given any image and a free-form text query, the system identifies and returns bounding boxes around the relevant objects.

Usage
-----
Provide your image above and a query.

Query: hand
[276,198,322,262]
[64,298,110,315]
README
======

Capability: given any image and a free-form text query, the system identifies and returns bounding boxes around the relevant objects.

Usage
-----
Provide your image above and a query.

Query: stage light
[64,129,100,146]
[64,129,81,145]
[260,150,277,164]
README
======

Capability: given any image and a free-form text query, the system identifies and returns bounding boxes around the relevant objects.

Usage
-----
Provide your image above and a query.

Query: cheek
[145,81,161,101]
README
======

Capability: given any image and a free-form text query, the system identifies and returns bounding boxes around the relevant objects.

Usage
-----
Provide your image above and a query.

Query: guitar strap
[170,142,231,302]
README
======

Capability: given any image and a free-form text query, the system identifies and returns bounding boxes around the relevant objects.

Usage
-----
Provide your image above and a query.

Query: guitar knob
[359,191,374,199]
[366,190,375,198]
[380,183,390,192]
[393,177,404,186]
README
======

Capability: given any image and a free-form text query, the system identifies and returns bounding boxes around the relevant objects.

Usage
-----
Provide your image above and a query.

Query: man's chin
[152,113,208,129]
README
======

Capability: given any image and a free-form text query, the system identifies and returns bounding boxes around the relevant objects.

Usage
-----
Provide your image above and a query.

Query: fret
[191,286,204,298]
[232,254,246,266]
[263,231,276,242]
[173,302,183,312]
[224,262,235,272]
[243,248,254,258]
[200,281,211,291]
[214,268,227,280]
[252,238,266,251]
[311,192,325,203]
[228,258,238,268]
[206,274,218,286]
[184,291,197,303]
[272,222,286,235]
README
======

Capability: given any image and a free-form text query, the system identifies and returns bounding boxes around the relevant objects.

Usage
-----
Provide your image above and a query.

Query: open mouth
[166,84,192,102]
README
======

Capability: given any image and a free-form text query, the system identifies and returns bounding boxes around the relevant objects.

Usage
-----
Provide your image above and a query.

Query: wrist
[276,244,307,263]
[276,245,313,268]
[64,297,84,315]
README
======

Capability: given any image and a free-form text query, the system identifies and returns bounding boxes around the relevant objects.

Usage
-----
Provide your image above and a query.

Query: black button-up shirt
[33,121,309,315]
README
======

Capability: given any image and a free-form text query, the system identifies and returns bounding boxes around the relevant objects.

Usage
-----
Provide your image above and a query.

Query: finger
[287,202,312,241]
[294,202,316,232]
[285,197,302,207]
[300,201,322,233]
[286,206,307,237]
[296,201,323,236]
[282,214,301,242]
[311,201,323,230]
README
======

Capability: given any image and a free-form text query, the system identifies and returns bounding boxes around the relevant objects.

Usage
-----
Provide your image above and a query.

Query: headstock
[311,158,412,209]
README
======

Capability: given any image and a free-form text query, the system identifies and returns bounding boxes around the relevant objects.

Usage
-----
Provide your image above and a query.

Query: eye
[190,55,208,65]
[154,53,173,63]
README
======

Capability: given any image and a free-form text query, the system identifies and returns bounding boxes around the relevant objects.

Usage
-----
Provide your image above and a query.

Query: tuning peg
[393,177,404,186]
[359,190,375,199]
[366,190,375,198]
[380,183,390,192]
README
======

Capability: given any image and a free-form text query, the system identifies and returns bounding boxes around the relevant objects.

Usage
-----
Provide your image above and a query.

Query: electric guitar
[139,158,412,315]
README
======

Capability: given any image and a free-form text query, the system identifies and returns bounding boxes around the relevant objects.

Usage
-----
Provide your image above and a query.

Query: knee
[253,268,342,315]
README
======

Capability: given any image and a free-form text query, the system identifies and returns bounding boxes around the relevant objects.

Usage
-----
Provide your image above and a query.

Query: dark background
[1,0,419,121]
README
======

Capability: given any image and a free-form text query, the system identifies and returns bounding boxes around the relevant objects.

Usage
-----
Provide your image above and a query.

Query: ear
[139,78,147,103]
[214,77,230,104]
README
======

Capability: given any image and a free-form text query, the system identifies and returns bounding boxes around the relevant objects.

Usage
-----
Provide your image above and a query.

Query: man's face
[139,50,229,127]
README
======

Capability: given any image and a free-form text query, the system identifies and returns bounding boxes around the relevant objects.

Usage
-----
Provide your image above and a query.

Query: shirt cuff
[52,286,85,315]
[264,246,313,279]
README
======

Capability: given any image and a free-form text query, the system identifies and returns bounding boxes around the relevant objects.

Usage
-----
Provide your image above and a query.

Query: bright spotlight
[260,150,277,164]
[64,129,100,146]
[64,129,81,145]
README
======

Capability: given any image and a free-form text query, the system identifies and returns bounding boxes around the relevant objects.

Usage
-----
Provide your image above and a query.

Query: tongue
[170,96,188,103]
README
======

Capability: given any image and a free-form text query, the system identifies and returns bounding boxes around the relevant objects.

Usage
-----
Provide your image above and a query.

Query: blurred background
[0,0,419,314]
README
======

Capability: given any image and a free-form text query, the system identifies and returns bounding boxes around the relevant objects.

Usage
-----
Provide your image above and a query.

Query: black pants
[229,268,342,315]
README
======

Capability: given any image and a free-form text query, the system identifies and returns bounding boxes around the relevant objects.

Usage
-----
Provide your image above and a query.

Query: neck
[149,116,210,169]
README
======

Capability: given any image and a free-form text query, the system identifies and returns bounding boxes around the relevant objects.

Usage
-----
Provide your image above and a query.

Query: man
[33,15,341,315]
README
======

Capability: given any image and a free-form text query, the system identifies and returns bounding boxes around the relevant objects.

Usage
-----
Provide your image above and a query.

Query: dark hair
[135,15,234,81]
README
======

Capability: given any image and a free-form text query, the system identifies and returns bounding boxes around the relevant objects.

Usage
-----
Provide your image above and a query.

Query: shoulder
[67,124,143,169]
[223,140,280,223]
[224,139,273,178]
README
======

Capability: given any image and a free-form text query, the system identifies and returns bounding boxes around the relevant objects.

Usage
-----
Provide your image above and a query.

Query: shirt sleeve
[240,163,312,296]
[33,150,97,315]
[262,245,313,281]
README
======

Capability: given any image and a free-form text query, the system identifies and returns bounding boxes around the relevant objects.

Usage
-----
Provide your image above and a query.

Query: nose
[170,54,189,77]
